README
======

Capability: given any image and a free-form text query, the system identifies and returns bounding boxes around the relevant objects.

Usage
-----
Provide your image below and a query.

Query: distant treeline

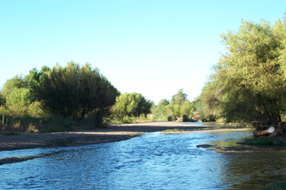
[1,17,286,133]
[0,60,205,133]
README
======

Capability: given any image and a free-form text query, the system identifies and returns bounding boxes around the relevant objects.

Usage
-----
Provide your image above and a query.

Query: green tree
[173,104,181,118]
[214,18,286,123]
[180,100,193,120]
[164,104,175,121]
[169,89,188,120]
[24,66,50,92]
[171,89,187,106]
[6,88,33,107]
[192,97,206,121]
[200,80,221,120]
[151,99,169,119]
[35,61,118,125]
[0,92,5,105]
[114,92,152,117]
[2,75,27,99]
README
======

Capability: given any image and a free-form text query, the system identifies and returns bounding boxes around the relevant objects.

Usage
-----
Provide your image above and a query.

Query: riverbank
[0,122,250,151]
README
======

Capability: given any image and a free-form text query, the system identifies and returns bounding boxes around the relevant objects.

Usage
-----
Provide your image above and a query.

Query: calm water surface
[1,127,286,189]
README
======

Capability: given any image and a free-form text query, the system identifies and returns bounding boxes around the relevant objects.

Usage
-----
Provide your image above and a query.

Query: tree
[170,89,189,120]
[180,100,193,119]
[35,62,118,125]
[173,104,181,118]
[171,89,187,106]
[192,97,206,121]
[2,75,27,99]
[0,92,5,106]
[200,80,221,120]
[151,99,169,119]
[213,18,286,123]
[114,92,152,117]
[6,88,33,107]
[24,66,50,92]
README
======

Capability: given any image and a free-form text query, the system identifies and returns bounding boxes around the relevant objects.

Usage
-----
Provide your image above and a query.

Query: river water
[1,127,286,189]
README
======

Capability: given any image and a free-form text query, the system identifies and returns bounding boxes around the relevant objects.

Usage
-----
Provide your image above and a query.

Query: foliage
[2,75,27,98]
[6,88,33,107]
[27,101,46,118]
[151,99,169,120]
[25,66,51,90]
[180,101,194,121]
[0,93,5,105]
[200,81,221,119]
[192,97,205,121]
[0,62,119,132]
[150,90,195,121]
[114,92,152,117]
[180,101,193,118]
[34,62,118,126]
[200,18,286,123]
[164,104,175,121]
[173,104,181,118]
[171,89,187,106]
[170,89,193,120]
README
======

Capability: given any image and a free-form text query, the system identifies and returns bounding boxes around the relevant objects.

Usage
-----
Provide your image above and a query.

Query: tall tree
[171,89,187,106]
[214,18,286,122]
[35,62,118,125]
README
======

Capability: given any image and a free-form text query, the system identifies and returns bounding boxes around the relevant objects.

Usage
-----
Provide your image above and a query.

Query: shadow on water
[1,126,286,189]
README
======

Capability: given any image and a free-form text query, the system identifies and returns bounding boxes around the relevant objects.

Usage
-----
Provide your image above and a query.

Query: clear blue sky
[0,0,285,104]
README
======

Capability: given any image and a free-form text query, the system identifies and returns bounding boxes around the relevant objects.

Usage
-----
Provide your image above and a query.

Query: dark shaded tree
[35,62,118,126]
[0,92,5,105]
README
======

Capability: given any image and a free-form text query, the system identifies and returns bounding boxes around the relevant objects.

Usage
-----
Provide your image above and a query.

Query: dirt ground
[0,122,249,151]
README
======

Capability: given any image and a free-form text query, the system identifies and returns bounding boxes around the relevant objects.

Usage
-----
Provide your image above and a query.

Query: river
[1,126,286,189]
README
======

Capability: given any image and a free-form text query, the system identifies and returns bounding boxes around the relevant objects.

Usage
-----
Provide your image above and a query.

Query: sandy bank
[0,122,248,151]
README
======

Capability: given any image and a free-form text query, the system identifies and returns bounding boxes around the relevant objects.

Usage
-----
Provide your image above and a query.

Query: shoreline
[0,122,250,152]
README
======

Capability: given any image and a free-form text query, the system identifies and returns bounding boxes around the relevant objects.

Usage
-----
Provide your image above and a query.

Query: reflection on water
[1,130,286,189]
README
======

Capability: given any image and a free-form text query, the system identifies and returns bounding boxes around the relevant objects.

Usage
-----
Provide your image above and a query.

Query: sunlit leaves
[6,88,33,107]
[211,18,286,122]
[114,92,152,117]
